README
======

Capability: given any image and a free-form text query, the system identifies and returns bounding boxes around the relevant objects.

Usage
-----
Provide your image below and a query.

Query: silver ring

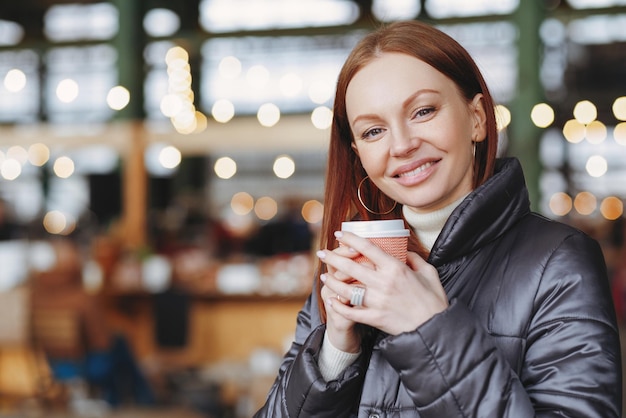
[350,286,365,307]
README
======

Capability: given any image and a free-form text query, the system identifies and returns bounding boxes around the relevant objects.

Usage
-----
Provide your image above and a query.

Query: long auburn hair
[317,21,499,320]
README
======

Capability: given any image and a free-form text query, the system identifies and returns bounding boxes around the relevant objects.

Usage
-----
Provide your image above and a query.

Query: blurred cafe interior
[0,0,626,417]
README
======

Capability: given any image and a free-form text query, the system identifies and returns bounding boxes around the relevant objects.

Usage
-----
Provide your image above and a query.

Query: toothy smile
[396,161,435,178]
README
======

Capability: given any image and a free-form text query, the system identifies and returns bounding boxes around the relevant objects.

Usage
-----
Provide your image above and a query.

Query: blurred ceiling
[0,0,101,40]
[1,0,624,123]
[0,0,205,41]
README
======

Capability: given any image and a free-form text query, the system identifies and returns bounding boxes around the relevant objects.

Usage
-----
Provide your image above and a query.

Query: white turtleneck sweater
[318,195,468,381]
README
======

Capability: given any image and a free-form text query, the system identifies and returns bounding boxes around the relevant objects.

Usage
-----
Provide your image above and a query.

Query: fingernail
[320,273,327,282]
[334,231,343,238]
[316,250,326,259]
[326,298,333,307]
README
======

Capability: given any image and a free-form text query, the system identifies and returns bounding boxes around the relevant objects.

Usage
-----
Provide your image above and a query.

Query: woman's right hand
[320,245,363,353]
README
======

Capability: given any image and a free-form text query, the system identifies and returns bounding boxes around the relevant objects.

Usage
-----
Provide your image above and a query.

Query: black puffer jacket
[254,158,622,417]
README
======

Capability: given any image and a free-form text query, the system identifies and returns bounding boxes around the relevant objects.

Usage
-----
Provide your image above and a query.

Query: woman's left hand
[317,231,449,335]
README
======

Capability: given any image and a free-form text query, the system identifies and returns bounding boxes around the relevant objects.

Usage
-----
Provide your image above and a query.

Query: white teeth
[398,162,433,177]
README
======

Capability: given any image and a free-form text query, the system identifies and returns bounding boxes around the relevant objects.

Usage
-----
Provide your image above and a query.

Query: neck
[402,195,468,251]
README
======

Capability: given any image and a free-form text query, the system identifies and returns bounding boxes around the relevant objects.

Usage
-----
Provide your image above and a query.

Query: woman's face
[346,52,486,214]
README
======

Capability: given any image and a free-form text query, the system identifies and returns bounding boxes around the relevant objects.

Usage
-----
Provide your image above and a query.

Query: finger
[406,251,427,269]
[333,243,360,259]
[406,252,439,282]
[406,253,448,305]
[317,249,375,286]
[328,293,366,320]
[333,269,356,283]
[334,231,396,268]
[321,272,363,305]
[322,285,348,305]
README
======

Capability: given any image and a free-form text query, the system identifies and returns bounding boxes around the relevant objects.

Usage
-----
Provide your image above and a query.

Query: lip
[390,158,440,185]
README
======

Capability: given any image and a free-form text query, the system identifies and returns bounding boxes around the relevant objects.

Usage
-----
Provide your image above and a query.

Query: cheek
[355,146,384,176]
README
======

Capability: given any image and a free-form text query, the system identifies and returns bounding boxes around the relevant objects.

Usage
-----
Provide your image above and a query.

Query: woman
[254,21,621,417]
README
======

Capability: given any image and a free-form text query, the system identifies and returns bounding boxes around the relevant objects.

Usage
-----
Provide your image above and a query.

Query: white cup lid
[341,219,409,237]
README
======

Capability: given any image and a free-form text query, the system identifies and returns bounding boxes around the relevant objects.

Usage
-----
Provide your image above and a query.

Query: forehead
[345,53,458,111]
[349,53,453,93]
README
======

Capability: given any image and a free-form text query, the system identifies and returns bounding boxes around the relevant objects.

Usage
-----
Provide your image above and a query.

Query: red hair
[317,21,499,320]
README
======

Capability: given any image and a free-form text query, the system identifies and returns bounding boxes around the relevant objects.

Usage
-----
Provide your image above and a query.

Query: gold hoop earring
[357,176,397,215]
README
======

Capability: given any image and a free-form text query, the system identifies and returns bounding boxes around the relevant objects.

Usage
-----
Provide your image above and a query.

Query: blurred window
[44,45,117,124]
[144,41,178,121]
[425,0,518,18]
[0,20,24,46]
[200,33,364,116]
[372,0,421,22]
[144,8,180,38]
[0,50,39,123]
[44,2,119,42]
[568,14,626,44]
[567,0,626,9]
[438,22,518,103]
[199,0,359,33]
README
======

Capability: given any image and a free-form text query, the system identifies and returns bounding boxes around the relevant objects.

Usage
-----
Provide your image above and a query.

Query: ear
[351,141,360,157]
[470,93,487,143]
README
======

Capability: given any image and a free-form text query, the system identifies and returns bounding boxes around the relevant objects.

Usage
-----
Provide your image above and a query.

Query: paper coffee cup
[341,219,410,264]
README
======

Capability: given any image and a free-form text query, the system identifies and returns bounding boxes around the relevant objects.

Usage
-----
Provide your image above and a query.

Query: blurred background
[0,0,625,417]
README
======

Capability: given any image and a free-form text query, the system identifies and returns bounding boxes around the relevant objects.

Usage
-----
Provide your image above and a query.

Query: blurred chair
[29,239,112,412]
[30,238,154,410]
[0,285,53,410]
[30,306,86,381]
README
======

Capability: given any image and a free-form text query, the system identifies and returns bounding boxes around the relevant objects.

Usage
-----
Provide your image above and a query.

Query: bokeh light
[279,73,303,97]
[614,122,626,145]
[53,156,75,178]
[1,159,21,180]
[254,196,278,221]
[308,80,334,104]
[4,69,27,92]
[311,106,333,130]
[612,96,626,121]
[531,103,555,128]
[495,104,511,131]
[231,192,254,215]
[257,103,280,127]
[43,210,76,235]
[218,56,242,79]
[585,155,607,178]
[214,156,237,179]
[246,64,270,89]
[56,78,79,103]
[107,86,130,110]
[158,145,182,169]
[585,120,607,144]
[563,119,586,143]
[301,200,324,224]
[573,100,597,124]
[549,192,572,217]
[600,196,623,221]
[273,155,295,179]
[573,191,597,215]
[28,143,50,166]
[211,99,235,123]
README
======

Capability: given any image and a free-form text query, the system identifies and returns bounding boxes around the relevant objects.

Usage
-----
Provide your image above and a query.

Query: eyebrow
[350,88,440,126]
[402,88,439,109]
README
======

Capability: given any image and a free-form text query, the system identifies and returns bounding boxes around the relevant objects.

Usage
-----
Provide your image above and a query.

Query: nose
[389,123,420,157]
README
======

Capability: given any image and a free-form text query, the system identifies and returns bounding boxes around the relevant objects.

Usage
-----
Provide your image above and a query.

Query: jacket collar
[427,157,531,267]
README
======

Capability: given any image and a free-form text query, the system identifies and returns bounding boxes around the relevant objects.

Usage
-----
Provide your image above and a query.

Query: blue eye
[414,107,435,118]
[362,127,384,140]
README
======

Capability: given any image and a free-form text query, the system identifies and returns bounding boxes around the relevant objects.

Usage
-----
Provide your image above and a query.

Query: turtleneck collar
[402,194,469,251]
